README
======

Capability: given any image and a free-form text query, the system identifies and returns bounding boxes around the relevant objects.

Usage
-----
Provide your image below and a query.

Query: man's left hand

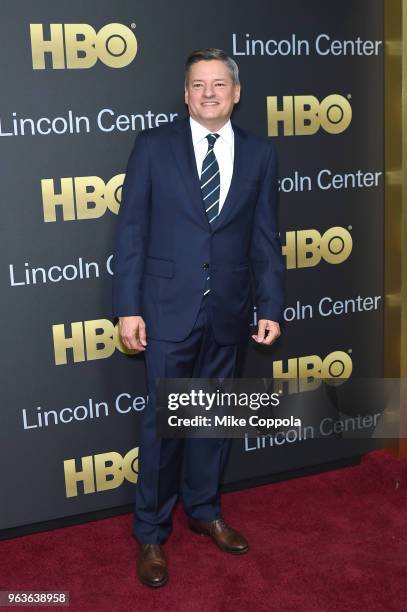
[251,319,281,345]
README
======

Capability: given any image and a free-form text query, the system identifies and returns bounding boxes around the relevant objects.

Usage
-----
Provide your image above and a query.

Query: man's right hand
[118,316,147,352]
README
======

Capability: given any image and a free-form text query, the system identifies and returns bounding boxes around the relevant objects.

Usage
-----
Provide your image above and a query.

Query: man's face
[184,59,241,130]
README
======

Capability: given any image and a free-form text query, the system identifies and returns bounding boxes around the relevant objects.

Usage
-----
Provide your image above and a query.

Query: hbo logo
[64,448,139,498]
[52,319,137,365]
[267,94,352,136]
[30,23,137,69]
[41,175,124,222]
[273,350,353,394]
[281,226,353,270]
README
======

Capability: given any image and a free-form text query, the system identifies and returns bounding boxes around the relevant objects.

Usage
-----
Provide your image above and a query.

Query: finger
[256,321,267,343]
[138,323,147,347]
[266,329,281,345]
[251,333,268,345]
[262,332,275,345]
[122,337,138,351]
[252,328,279,345]
[120,334,145,352]
[133,334,146,351]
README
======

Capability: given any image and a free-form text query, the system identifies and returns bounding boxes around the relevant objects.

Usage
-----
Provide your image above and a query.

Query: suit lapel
[170,118,211,230]
[211,124,246,232]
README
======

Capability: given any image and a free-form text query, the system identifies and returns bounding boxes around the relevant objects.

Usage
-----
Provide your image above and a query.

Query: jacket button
[203,263,209,269]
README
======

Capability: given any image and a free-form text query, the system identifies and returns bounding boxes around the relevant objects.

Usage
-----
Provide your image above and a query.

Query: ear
[234,83,241,104]
[184,87,189,105]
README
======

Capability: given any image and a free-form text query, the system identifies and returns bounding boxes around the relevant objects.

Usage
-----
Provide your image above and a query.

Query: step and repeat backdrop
[0,0,384,533]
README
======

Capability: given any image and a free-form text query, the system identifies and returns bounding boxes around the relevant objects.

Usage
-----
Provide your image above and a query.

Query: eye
[192,83,203,88]
[215,82,226,87]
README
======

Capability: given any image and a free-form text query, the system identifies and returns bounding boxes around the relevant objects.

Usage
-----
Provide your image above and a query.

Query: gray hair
[184,48,240,87]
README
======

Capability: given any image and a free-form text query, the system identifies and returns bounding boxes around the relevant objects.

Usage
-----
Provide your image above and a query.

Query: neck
[190,116,230,132]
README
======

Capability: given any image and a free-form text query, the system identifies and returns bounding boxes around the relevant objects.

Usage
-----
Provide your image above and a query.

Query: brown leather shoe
[188,517,249,554]
[137,544,168,588]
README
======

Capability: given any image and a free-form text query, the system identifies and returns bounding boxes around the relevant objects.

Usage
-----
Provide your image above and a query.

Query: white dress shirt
[189,116,234,212]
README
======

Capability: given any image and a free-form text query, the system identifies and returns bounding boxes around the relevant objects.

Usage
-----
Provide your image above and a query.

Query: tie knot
[206,133,219,150]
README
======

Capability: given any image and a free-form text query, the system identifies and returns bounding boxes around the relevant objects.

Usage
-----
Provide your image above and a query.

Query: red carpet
[1,450,407,612]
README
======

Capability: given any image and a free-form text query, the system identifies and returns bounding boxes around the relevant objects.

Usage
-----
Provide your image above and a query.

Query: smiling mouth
[201,101,219,106]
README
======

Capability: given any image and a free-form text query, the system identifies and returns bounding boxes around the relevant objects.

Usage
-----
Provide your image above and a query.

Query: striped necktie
[201,133,220,295]
[201,133,220,223]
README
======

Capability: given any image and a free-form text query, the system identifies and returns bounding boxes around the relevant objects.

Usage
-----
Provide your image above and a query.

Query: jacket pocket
[234,263,250,271]
[144,256,175,278]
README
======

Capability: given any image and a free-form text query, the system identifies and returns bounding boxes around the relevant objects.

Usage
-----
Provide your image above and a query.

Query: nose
[203,84,215,97]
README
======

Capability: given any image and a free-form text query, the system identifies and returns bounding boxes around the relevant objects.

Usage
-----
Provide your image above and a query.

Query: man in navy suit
[113,48,284,587]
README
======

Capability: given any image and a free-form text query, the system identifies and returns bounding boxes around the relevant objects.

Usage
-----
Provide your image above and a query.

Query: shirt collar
[189,116,233,146]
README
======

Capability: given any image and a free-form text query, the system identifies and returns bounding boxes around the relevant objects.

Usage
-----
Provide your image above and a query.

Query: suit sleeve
[250,143,285,322]
[112,130,151,318]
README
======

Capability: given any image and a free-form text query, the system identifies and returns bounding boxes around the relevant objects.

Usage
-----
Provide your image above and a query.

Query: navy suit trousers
[134,294,244,544]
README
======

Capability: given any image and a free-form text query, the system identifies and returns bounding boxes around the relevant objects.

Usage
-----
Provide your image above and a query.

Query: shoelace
[212,517,228,532]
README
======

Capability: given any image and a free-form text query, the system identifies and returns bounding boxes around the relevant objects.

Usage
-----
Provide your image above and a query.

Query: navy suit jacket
[112,117,285,345]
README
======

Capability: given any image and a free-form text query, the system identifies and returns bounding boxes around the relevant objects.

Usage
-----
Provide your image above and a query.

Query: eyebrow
[191,78,228,83]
